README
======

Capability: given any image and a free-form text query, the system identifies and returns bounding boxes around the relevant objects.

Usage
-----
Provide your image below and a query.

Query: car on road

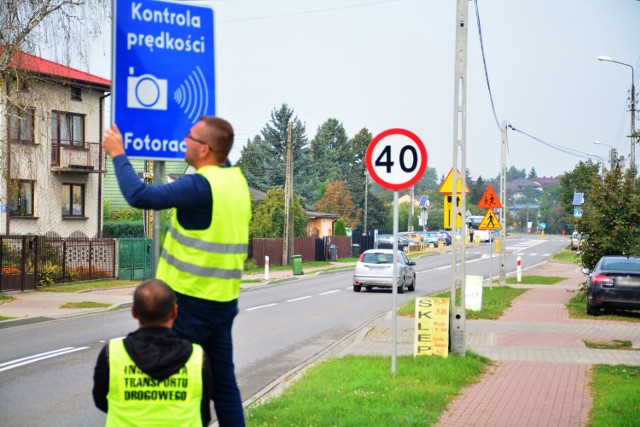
[582,255,640,315]
[475,229,494,243]
[376,234,419,252]
[353,249,416,293]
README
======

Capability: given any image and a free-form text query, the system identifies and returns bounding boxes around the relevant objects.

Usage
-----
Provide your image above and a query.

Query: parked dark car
[582,255,640,315]
[437,230,452,246]
[376,234,418,252]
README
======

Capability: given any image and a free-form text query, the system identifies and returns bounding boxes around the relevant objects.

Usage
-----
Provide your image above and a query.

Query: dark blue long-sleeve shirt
[112,155,213,230]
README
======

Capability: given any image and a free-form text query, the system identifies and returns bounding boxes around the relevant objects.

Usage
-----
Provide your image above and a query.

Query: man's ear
[131,305,138,319]
[170,304,178,321]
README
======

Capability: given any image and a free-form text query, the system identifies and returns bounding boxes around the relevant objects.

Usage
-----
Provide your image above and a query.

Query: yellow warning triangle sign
[477,186,502,209]
[477,210,502,230]
[438,168,471,194]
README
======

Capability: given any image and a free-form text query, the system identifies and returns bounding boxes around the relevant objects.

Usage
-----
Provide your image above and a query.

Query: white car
[475,229,494,243]
[352,249,416,293]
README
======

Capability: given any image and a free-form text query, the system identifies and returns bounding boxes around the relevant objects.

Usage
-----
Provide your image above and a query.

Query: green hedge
[103,220,145,238]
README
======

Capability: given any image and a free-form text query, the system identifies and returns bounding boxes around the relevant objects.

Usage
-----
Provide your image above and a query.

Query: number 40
[374,145,418,173]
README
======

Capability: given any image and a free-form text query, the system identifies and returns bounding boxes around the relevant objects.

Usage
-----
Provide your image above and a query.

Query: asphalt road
[0,235,568,426]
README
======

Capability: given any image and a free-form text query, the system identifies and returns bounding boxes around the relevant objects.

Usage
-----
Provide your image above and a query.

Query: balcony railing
[51,140,104,173]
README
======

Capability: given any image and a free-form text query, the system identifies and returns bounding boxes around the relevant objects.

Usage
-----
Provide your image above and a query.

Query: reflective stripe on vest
[106,339,203,427]
[155,166,251,302]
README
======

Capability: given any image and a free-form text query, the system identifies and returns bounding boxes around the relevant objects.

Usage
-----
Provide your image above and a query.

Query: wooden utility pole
[282,122,294,265]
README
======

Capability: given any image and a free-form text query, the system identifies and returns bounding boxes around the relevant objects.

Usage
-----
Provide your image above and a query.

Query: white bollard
[265,256,270,281]
[516,256,522,283]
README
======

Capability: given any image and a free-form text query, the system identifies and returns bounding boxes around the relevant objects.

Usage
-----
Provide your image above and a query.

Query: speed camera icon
[127,68,168,110]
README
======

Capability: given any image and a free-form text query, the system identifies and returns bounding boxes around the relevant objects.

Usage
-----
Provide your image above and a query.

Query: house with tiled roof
[1,51,110,237]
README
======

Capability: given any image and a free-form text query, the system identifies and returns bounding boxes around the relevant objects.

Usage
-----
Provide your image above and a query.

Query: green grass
[588,365,640,426]
[552,248,581,263]
[40,279,138,293]
[398,286,527,319]
[501,275,566,285]
[59,301,113,309]
[246,353,489,427]
[566,293,640,323]
[0,316,14,321]
[583,339,634,350]
[0,294,15,303]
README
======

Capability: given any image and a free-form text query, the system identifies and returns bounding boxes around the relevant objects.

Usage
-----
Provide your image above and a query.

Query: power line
[473,0,501,131]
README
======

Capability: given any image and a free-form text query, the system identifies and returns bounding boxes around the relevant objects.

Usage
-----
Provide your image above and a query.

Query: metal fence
[0,233,117,291]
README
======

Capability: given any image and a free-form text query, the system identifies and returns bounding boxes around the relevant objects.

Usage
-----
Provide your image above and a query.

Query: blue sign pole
[113,0,215,160]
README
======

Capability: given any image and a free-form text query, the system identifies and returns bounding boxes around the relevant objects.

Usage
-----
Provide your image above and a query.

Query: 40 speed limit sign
[366,128,428,191]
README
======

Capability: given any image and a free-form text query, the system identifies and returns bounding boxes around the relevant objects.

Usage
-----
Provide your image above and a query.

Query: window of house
[9,180,35,217]
[62,183,85,217]
[51,111,85,147]
[70,87,82,101]
[9,106,35,144]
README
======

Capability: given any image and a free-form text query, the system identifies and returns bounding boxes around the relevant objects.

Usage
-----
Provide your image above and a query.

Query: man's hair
[133,279,176,324]
[198,116,234,163]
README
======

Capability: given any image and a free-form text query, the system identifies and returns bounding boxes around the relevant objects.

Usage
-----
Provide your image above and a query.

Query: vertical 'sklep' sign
[113,0,215,160]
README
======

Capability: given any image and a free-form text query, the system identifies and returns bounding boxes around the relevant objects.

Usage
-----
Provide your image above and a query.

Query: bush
[38,262,62,287]
[103,220,145,238]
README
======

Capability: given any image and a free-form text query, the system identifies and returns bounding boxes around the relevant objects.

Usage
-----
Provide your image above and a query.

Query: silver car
[353,249,416,293]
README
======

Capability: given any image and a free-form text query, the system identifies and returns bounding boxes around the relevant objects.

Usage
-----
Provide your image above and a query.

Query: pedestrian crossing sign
[477,210,502,230]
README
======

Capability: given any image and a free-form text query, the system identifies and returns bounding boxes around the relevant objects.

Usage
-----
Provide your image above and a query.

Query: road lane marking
[245,303,277,311]
[319,290,340,296]
[286,296,312,302]
[0,347,89,373]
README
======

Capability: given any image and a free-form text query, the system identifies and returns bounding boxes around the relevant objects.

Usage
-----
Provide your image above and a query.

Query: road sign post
[366,128,427,377]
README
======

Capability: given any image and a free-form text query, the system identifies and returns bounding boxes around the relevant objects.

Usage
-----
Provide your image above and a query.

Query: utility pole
[364,170,368,234]
[449,0,469,356]
[282,122,294,265]
[631,78,636,170]
[499,121,507,286]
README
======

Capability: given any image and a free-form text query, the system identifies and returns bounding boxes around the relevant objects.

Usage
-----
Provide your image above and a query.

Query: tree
[506,166,526,181]
[236,104,315,206]
[537,184,569,234]
[345,128,372,228]
[334,218,347,236]
[314,181,361,228]
[469,176,486,207]
[527,167,538,179]
[310,118,351,186]
[578,167,640,269]
[1,1,108,81]
[559,160,600,225]
[364,192,390,231]
[250,189,307,238]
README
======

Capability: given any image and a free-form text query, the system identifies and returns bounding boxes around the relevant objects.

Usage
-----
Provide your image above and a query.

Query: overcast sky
[84,0,640,180]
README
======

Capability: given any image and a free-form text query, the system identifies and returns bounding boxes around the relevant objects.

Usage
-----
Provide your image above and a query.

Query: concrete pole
[499,121,507,286]
[449,0,468,356]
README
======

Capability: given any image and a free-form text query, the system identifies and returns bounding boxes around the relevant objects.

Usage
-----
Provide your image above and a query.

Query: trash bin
[291,255,303,275]
[329,245,337,261]
[351,244,360,257]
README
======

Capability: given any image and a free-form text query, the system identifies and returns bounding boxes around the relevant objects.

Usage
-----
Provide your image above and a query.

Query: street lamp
[597,55,636,170]
[593,140,619,170]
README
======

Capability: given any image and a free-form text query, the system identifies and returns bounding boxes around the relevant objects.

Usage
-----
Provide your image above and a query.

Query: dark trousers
[173,292,245,427]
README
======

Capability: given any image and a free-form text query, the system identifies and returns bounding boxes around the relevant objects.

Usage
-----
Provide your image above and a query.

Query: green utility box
[291,255,303,275]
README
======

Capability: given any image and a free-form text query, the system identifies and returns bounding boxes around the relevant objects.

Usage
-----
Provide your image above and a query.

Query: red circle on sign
[366,128,428,191]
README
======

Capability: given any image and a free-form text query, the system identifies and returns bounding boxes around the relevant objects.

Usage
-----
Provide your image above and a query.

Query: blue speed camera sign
[113,0,215,160]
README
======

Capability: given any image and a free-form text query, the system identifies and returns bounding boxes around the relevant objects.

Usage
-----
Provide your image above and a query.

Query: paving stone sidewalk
[338,261,640,427]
